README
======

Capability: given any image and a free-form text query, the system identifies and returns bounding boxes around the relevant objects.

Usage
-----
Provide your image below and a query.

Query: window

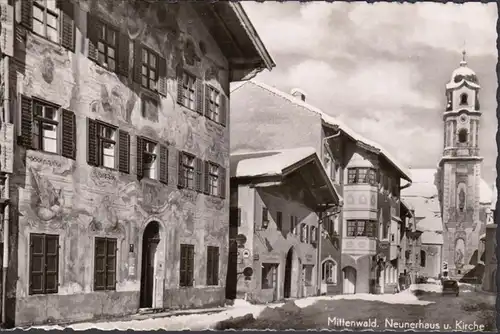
[310,226,317,243]
[420,250,426,267]
[276,211,283,231]
[262,207,269,228]
[391,233,395,242]
[325,216,339,237]
[322,260,337,284]
[142,139,158,179]
[98,123,117,169]
[206,86,221,122]
[206,246,219,286]
[33,0,59,43]
[458,129,468,143]
[29,233,59,295]
[290,216,298,235]
[261,263,278,289]
[97,22,117,72]
[33,100,58,153]
[87,119,130,173]
[304,265,314,286]
[460,93,468,105]
[141,48,159,90]
[94,237,117,291]
[347,168,377,185]
[208,163,219,196]
[180,153,195,189]
[180,244,194,287]
[300,223,308,242]
[346,220,377,238]
[180,71,197,110]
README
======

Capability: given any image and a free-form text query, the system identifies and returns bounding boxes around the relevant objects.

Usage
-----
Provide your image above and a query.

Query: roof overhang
[192,2,276,82]
[233,152,342,211]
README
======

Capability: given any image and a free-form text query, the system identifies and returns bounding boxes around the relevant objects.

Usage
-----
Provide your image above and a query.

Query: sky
[239,1,498,186]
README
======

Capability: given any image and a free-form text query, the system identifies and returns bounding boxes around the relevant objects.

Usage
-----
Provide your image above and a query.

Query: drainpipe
[0,194,9,327]
[321,130,342,162]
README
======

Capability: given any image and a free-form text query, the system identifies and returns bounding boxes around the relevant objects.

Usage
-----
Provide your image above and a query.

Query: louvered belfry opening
[140,222,161,309]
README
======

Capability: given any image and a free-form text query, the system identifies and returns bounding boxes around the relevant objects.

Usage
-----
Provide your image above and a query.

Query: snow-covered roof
[416,214,443,233]
[402,168,492,204]
[480,233,486,241]
[230,147,316,178]
[421,231,443,245]
[446,59,480,90]
[231,80,412,181]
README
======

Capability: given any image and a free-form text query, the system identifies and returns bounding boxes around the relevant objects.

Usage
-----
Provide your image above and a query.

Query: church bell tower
[440,50,483,277]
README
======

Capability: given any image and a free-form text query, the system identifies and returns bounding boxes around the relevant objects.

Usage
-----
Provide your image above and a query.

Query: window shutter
[106,239,117,290]
[136,136,144,179]
[87,13,99,61]
[195,77,203,115]
[157,56,167,96]
[117,33,130,77]
[94,238,106,291]
[187,246,194,286]
[58,0,75,52]
[177,151,184,188]
[176,67,184,106]
[195,157,203,193]
[206,247,213,285]
[45,234,59,293]
[133,41,143,84]
[20,0,33,30]
[214,248,219,284]
[219,167,226,199]
[87,118,99,166]
[159,144,168,184]
[219,94,227,127]
[20,95,33,148]
[61,109,76,159]
[203,161,210,195]
[179,245,186,286]
[204,85,211,117]
[118,130,130,174]
[29,234,45,295]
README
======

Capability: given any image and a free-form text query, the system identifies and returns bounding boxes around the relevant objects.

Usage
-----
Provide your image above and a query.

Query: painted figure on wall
[457,182,466,212]
[30,167,65,221]
[455,238,465,268]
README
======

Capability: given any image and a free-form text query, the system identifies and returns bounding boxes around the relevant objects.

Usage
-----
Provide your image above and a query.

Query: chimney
[290,88,306,102]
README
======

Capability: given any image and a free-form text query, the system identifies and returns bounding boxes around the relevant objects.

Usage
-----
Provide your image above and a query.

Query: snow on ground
[411,283,442,293]
[30,291,435,331]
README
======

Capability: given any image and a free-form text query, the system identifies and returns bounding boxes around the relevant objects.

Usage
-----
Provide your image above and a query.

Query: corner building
[1,0,273,326]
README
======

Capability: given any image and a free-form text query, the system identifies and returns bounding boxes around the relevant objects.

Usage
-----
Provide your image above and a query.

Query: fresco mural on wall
[29,167,65,222]
[90,84,134,124]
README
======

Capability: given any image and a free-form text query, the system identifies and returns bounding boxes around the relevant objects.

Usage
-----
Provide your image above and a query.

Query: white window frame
[143,140,158,180]
[33,101,59,154]
[208,163,219,196]
[207,86,221,123]
[98,124,117,169]
[32,0,59,43]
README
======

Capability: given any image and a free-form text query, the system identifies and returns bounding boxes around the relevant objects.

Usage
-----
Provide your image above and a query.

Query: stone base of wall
[12,286,226,327]
[163,286,225,310]
[13,291,139,327]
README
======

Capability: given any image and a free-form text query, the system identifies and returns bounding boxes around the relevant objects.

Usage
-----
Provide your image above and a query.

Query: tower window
[458,129,468,144]
[459,93,468,106]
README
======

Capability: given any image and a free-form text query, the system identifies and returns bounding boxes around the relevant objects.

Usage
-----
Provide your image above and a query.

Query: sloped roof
[416,213,443,232]
[402,168,492,204]
[230,147,316,178]
[230,80,412,181]
[421,231,444,245]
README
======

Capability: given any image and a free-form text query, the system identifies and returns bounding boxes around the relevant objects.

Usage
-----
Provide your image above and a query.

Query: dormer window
[459,93,468,106]
[458,129,468,144]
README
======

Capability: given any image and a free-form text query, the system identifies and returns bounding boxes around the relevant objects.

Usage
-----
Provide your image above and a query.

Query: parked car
[442,279,459,296]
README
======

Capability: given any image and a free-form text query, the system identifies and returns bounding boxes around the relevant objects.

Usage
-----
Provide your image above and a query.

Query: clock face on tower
[459,114,468,124]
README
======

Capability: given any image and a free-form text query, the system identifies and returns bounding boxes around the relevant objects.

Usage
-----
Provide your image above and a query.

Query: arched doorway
[140,221,161,308]
[342,266,356,294]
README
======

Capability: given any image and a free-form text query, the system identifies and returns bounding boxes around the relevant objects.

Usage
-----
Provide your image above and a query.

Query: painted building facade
[230,81,411,296]
[227,148,340,303]
[398,201,423,285]
[1,0,273,326]
[481,180,496,292]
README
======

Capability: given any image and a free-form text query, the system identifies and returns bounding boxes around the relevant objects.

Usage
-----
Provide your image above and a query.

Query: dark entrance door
[284,248,293,298]
[140,222,160,308]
